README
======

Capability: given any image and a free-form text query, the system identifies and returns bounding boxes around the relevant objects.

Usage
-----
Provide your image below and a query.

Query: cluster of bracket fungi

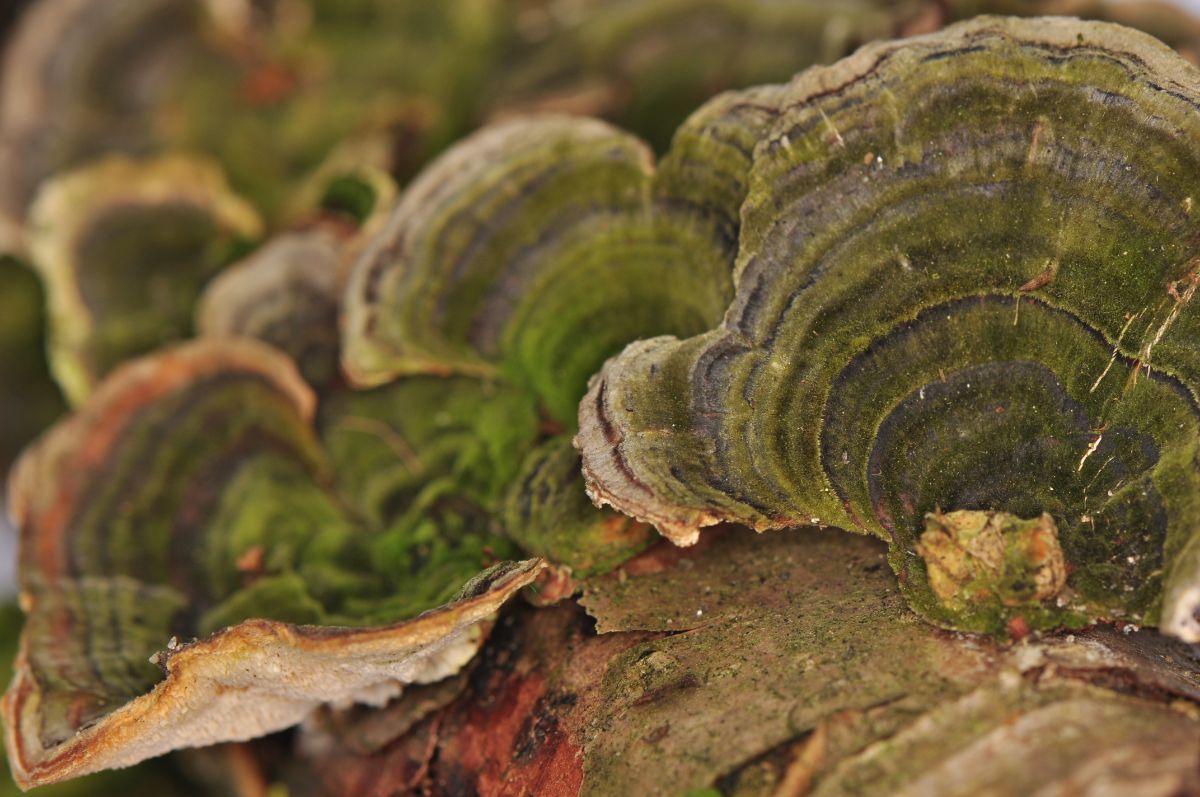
[1,2,1200,795]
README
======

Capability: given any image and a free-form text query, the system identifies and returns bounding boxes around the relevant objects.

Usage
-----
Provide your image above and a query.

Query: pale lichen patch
[917,510,1067,613]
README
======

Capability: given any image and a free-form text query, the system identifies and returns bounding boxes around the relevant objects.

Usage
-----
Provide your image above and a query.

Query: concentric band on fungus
[576,16,1200,639]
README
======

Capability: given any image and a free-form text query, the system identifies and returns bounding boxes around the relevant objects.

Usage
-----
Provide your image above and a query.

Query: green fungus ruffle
[5,339,527,760]
[576,16,1200,639]
[27,155,262,405]
[340,110,767,572]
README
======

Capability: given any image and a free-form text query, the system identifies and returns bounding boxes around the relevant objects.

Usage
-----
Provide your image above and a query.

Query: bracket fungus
[576,16,1200,640]
[7,5,1200,794]
[0,0,207,254]
[4,561,539,789]
[341,114,738,413]
[2,338,541,788]
[196,228,345,389]
[340,111,756,574]
[28,155,261,406]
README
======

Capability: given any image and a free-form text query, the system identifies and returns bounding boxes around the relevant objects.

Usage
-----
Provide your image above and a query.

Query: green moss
[198,573,326,634]
[319,376,540,528]
[320,174,377,223]
[0,256,65,470]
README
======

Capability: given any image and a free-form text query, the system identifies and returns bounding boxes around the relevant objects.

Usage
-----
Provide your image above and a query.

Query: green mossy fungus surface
[0,256,64,471]
[342,115,739,414]
[70,204,240,381]
[15,343,523,748]
[20,357,322,741]
[341,110,774,572]
[319,375,539,529]
[577,17,1200,637]
[317,375,536,601]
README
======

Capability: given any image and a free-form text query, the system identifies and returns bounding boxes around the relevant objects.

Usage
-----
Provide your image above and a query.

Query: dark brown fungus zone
[576,16,1200,639]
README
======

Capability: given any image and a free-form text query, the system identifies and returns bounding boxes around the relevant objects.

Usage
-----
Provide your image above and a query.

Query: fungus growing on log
[576,16,1200,639]
[2,339,540,788]
[340,112,750,574]
[7,5,1200,793]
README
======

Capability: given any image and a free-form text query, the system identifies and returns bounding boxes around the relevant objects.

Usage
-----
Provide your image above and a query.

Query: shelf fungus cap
[576,16,1200,638]
[197,228,343,387]
[2,559,540,789]
[2,337,542,788]
[0,0,206,255]
[341,112,741,426]
[27,153,262,406]
[342,115,651,386]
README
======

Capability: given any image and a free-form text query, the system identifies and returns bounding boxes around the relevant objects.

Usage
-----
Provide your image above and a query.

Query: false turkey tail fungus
[2,6,1200,796]
[2,340,541,788]
[578,16,1200,641]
